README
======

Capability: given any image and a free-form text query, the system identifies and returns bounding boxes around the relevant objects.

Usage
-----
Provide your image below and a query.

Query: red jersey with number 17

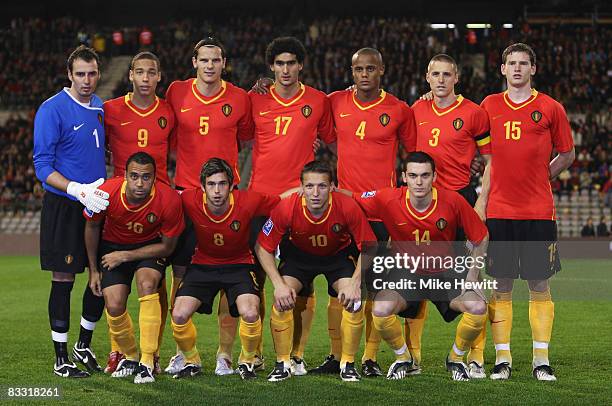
[84,177,185,244]
[328,89,417,191]
[481,90,573,220]
[166,79,254,188]
[249,83,336,195]
[104,94,175,184]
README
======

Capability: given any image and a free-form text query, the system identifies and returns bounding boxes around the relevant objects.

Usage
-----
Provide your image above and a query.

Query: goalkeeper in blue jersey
[33,45,109,378]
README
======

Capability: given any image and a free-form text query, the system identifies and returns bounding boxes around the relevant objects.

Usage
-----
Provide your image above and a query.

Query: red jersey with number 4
[166,79,253,189]
[413,96,491,191]
[84,177,184,244]
[249,83,336,195]
[104,94,175,184]
[258,192,375,256]
[329,89,417,191]
[182,189,280,265]
[481,90,573,220]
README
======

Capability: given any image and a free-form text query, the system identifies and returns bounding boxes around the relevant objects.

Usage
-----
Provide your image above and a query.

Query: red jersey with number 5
[104,94,175,184]
[481,90,573,220]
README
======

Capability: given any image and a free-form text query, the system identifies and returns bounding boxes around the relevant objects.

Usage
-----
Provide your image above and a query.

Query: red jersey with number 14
[84,177,184,244]
[104,94,175,184]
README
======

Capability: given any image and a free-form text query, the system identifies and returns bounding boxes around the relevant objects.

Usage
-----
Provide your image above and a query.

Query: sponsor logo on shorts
[65,255,73,264]
[361,191,376,198]
[262,218,274,236]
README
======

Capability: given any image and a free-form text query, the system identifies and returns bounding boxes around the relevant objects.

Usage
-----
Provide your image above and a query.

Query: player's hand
[470,156,484,177]
[420,91,433,101]
[88,268,103,297]
[251,77,273,95]
[67,178,109,214]
[274,283,296,312]
[312,138,322,154]
[101,251,129,271]
[338,278,362,312]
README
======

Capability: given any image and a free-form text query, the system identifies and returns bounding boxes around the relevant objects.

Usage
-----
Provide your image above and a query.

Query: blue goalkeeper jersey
[33,88,107,200]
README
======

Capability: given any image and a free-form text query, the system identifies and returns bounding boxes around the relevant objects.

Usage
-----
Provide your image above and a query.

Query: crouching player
[84,152,184,384]
[171,158,287,380]
[255,160,376,382]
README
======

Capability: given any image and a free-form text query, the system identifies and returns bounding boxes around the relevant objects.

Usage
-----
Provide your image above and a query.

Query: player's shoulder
[225,81,248,97]
[38,89,70,112]
[328,89,350,101]
[409,97,429,111]
[167,78,193,94]
[382,90,406,106]
[103,95,125,111]
[178,187,199,204]
[535,90,566,112]
[437,187,468,208]
[101,176,124,193]
[304,84,328,100]
[480,92,504,107]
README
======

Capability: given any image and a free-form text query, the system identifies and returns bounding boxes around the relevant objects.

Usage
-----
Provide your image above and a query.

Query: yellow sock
[404,300,428,365]
[138,293,161,368]
[109,326,120,353]
[257,289,266,357]
[171,318,200,364]
[106,309,138,360]
[529,289,554,367]
[467,309,487,365]
[270,306,293,363]
[217,291,238,360]
[169,276,182,310]
[157,281,168,356]
[239,317,262,364]
[373,314,411,362]
[449,312,487,362]
[340,308,364,367]
[292,294,316,359]
[489,291,513,365]
[327,296,343,359]
[362,299,381,362]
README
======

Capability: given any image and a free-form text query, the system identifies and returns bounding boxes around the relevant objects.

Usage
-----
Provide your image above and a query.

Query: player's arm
[100,234,179,271]
[549,149,575,180]
[254,242,296,311]
[549,101,576,179]
[84,219,103,296]
[398,104,417,152]
[474,154,491,221]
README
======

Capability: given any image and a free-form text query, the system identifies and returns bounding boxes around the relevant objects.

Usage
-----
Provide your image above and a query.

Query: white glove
[67,178,109,213]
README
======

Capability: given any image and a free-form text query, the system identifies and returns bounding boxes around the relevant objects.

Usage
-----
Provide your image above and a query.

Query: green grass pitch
[0,257,610,405]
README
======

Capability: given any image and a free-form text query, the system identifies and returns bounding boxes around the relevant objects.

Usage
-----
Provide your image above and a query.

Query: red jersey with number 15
[84,177,184,244]
[481,90,573,220]
[104,94,175,184]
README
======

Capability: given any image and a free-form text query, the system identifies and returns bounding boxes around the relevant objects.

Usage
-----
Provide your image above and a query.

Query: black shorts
[279,241,358,298]
[40,192,87,274]
[486,219,561,280]
[169,214,196,267]
[456,184,477,241]
[176,264,260,317]
[369,220,389,242]
[99,240,167,290]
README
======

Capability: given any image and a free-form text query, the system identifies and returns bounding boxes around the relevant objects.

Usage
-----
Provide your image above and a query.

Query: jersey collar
[270,82,306,107]
[503,88,538,110]
[123,93,160,117]
[352,89,387,111]
[202,189,235,223]
[191,79,227,105]
[120,181,156,212]
[301,193,333,224]
[405,187,438,220]
[431,95,464,116]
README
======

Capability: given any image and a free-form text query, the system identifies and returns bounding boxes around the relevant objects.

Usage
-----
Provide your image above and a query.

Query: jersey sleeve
[33,103,61,183]
[160,190,185,238]
[317,96,336,144]
[257,200,290,253]
[237,93,254,141]
[398,103,417,152]
[165,84,178,154]
[251,192,281,217]
[456,195,488,244]
[472,107,492,155]
[343,198,376,251]
[550,101,574,153]
[351,189,385,219]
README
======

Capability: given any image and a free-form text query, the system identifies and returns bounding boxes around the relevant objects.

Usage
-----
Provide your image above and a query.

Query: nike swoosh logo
[418,121,428,126]
[492,114,503,120]
[274,327,289,333]
[340,113,351,118]
[259,111,271,116]
[73,123,84,131]
[120,121,132,126]
[181,107,192,113]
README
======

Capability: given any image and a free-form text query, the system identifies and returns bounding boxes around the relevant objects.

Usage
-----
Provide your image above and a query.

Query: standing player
[255,161,375,382]
[103,51,175,374]
[33,45,109,378]
[408,53,492,378]
[171,158,287,380]
[164,37,254,375]
[84,152,184,384]
[481,43,574,381]
[350,151,489,381]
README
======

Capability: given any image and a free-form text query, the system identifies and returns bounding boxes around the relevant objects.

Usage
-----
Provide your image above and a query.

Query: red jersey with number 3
[413,96,491,191]
[104,94,175,184]
[182,189,280,265]
[84,177,185,244]
[328,89,417,191]
[258,192,375,256]
[166,79,254,188]
[481,90,573,220]
[249,83,336,195]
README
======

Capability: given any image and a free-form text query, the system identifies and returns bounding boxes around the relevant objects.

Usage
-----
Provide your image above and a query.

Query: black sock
[49,280,74,364]
[77,286,104,348]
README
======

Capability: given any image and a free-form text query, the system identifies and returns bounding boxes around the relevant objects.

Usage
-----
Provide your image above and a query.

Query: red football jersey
[258,192,376,256]
[329,89,417,191]
[104,94,175,184]
[249,83,336,195]
[166,79,254,189]
[481,90,574,220]
[85,177,185,244]
[413,96,491,191]
[182,189,280,265]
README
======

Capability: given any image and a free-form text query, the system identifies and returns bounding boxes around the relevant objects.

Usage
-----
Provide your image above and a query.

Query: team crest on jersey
[452,118,464,130]
[222,104,232,117]
[379,113,390,127]
[158,116,168,129]
[302,105,312,118]
[361,191,376,198]
[531,110,542,123]
[146,213,157,224]
[262,218,274,236]
[65,254,73,265]
[230,220,241,232]
[97,113,103,124]
[436,218,447,231]
[332,223,343,233]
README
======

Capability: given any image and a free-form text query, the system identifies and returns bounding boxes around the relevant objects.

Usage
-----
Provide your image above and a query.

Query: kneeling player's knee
[465,300,487,315]
[106,302,126,317]
[372,301,393,318]
[241,307,259,323]
[172,308,190,325]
